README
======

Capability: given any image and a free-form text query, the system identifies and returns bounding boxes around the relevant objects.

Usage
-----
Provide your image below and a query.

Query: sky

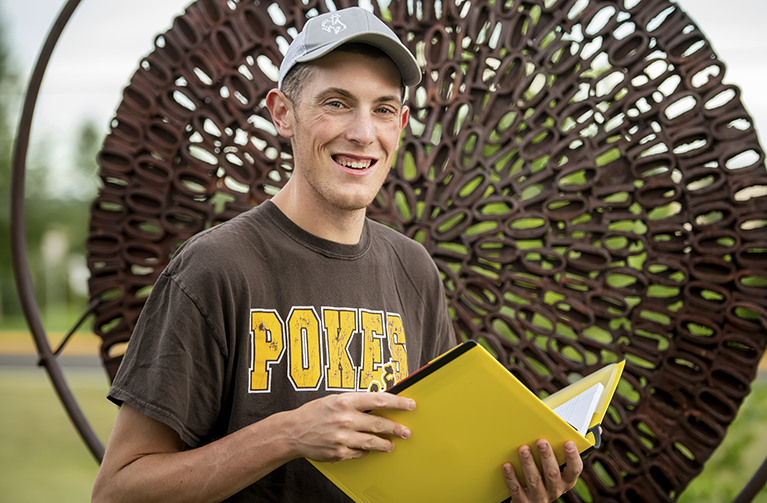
[2,0,767,199]
[1,0,190,198]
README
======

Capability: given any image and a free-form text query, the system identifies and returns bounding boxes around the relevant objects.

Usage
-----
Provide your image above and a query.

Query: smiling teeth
[338,159,372,169]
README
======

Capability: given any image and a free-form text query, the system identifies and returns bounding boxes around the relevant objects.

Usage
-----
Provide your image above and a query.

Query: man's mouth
[334,155,376,170]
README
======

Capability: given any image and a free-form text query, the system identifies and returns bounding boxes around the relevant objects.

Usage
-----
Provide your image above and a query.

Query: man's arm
[502,439,583,503]
[92,392,416,503]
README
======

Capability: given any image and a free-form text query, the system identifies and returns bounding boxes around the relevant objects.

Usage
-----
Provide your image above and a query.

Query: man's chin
[326,192,379,213]
[332,199,376,212]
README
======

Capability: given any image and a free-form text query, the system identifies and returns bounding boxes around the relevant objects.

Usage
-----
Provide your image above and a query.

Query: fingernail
[402,428,411,439]
[537,442,548,452]
[520,447,531,458]
[503,463,513,475]
[408,399,416,410]
[566,441,577,452]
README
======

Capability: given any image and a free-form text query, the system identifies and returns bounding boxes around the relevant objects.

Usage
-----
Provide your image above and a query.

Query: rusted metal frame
[50,296,101,358]
[10,0,105,462]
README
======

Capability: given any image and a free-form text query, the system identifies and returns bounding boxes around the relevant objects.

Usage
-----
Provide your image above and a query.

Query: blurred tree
[0,19,20,325]
[15,120,103,330]
[0,11,104,330]
[72,119,102,203]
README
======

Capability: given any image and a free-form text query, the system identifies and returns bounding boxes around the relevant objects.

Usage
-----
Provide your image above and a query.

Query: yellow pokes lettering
[250,310,285,392]
[359,310,385,391]
[287,308,323,390]
[386,314,408,384]
[250,307,410,392]
[324,308,357,390]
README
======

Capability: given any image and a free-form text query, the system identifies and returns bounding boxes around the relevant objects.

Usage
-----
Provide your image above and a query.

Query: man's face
[285,51,409,213]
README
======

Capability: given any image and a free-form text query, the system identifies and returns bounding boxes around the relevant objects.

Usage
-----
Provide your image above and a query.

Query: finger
[518,445,546,501]
[331,446,369,462]
[314,423,398,461]
[345,392,417,413]
[336,393,416,440]
[536,439,565,501]
[336,413,415,455]
[502,462,528,502]
[339,415,409,453]
[341,429,397,454]
[561,441,583,489]
[360,411,412,440]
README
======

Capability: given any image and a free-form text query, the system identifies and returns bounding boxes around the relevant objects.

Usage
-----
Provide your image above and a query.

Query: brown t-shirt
[108,201,455,502]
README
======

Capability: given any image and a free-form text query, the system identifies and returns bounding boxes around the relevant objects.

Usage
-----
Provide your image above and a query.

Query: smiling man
[267,43,408,243]
[92,7,581,503]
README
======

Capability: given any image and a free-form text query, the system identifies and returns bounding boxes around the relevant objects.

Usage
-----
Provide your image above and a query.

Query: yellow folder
[309,340,625,503]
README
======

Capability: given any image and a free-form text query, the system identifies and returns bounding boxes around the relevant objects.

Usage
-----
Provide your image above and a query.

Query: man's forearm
[92,405,296,503]
[93,392,416,502]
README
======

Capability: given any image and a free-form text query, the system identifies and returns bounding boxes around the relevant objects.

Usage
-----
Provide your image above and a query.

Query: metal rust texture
[87,0,767,500]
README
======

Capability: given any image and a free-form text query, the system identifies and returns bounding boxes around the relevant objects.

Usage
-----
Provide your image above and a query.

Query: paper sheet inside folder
[552,382,604,435]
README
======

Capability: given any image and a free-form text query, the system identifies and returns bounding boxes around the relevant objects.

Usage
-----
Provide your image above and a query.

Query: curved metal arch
[9,0,105,461]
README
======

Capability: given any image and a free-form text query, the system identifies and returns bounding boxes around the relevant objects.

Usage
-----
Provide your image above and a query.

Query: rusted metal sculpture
[84,1,767,500]
[10,0,766,501]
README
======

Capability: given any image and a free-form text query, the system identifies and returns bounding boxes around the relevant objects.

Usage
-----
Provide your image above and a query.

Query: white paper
[551,382,604,435]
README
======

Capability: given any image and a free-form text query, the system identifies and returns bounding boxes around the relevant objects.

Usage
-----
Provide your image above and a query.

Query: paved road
[0,353,103,369]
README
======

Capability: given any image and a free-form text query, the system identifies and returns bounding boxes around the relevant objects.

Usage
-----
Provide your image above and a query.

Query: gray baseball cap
[278,7,422,89]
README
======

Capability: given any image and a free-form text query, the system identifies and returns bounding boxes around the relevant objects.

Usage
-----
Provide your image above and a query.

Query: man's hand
[502,439,582,503]
[284,392,416,463]
[93,394,416,503]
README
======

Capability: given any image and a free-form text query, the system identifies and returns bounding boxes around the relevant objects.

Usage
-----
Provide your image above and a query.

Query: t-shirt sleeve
[411,247,457,365]
[439,291,456,351]
[108,273,225,447]
[431,271,457,358]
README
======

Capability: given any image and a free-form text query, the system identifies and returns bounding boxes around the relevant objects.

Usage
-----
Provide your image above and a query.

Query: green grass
[0,368,117,503]
[0,367,765,501]
[1,302,93,333]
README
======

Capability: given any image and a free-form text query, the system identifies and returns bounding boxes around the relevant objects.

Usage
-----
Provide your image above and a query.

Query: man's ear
[399,105,410,132]
[265,89,295,139]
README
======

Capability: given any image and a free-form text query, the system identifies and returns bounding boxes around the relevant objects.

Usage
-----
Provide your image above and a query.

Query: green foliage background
[0,7,101,332]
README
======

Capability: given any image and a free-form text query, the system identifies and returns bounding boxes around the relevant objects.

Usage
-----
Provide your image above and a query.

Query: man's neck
[270,180,367,245]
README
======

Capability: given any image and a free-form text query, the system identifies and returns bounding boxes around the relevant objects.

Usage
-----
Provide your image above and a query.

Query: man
[92,7,582,502]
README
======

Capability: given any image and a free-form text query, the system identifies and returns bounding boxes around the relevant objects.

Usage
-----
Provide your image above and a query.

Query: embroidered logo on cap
[321,13,347,35]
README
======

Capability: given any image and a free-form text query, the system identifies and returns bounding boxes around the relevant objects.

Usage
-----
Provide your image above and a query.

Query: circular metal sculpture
[85,0,767,501]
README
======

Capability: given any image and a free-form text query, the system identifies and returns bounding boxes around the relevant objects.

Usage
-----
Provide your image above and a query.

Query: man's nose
[346,111,375,145]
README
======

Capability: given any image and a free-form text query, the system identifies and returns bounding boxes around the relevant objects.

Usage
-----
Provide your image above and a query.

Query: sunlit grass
[0,368,116,503]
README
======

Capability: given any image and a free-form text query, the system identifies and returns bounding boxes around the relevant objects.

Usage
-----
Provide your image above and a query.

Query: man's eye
[377,107,395,114]
[328,101,343,108]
